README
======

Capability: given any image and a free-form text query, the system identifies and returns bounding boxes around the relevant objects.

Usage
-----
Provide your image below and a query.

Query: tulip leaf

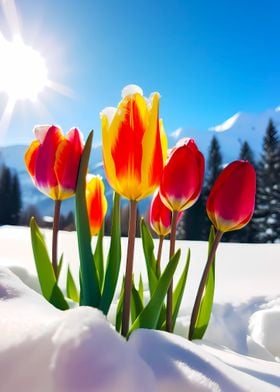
[192,226,216,340]
[30,217,69,310]
[115,278,125,333]
[75,130,101,307]
[172,248,190,329]
[93,223,104,286]
[131,278,144,323]
[128,249,181,335]
[100,193,121,315]
[66,266,79,303]
[57,253,64,280]
[138,274,144,304]
[161,249,191,331]
[140,218,158,296]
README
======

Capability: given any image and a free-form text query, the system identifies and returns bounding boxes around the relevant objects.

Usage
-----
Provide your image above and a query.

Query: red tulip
[206,160,256,232]
[150,191,182,237]
[86,175,108,236]
[25,125,84,200]
[159,139,205,212]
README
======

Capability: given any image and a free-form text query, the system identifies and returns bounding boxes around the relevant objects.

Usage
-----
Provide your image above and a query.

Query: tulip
[206,160,256,232]
[150,190,183,277]
[189,160,256,340]
[101,84,167,201]
[160,138,205,212]
[150,191,173,237]
[86,175,107,236]
[24,125,84,277]
[101,85,167,337]
[159,138,204,332]
[24,125,84,200]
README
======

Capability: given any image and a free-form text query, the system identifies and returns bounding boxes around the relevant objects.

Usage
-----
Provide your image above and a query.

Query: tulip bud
[206,160,256,232]
[24,125,84,200]
[86,175,107,236]
[160,138,205,212]
[150,191,182,237]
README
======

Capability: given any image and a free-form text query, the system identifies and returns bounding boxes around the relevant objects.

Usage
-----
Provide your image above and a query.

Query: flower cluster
[24,85,256,340]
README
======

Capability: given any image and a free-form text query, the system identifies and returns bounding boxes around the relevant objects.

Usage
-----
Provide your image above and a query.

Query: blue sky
[0,0,280,146]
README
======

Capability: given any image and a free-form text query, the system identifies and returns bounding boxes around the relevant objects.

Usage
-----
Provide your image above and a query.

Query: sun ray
[0,98,16,143]
[1,0,21,38]
[46,80,75,99]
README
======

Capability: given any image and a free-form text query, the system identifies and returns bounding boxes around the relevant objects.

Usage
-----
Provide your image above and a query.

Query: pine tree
[206,136,223,192]
[0,165,13,225]
[0,166,22,225]
[10,173,22,225]
[252,119,280,243]
[239,140,256,166]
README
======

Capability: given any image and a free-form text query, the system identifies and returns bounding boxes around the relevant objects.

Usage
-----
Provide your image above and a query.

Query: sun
[0,34,48,102]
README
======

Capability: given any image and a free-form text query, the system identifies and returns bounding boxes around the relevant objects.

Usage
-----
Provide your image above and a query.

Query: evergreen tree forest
[0,165,22,225]
[179,119,280,243]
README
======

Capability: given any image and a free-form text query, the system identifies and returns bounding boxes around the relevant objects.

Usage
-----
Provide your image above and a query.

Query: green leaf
[128,249,181,335]
[115,278,125,333]
[30,217,69,310]
[172,248,190,330]
[138,274,144,304]
[75,130,101,307]
[192,226,216,340]
[57,253,64,280]
[140,218,158,296]
[131,279,144,323]
[99,193,121,315]
[93,223,104,286]
[66,266,79,302]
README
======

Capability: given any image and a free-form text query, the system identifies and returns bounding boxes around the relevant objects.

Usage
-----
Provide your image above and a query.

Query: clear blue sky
[1,0,280,145]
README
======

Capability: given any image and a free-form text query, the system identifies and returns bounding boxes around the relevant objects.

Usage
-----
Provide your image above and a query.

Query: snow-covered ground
[0,225,279,391]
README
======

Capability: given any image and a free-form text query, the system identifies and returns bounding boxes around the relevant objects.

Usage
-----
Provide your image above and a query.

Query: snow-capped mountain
[169,106,280,162]
[0,106,279,217]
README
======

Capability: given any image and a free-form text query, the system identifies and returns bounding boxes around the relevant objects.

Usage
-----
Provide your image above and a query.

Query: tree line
[178,119,280,243]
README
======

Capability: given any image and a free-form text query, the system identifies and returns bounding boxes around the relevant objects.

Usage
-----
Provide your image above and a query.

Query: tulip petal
[141,93,165,199]
[24,140,40,178]
[86,176,107,235]
[54,128,83,200]
[34,125,64,199]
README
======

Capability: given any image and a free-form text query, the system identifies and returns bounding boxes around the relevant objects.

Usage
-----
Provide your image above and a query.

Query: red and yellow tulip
[24,125,84,200]
[160,138,205,212]
[86,175,107,235]
[206,160,256,232]
[101,85,167,201]
[150,191,182,237]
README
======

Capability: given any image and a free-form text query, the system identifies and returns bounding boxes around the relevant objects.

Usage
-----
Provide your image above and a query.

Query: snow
[0,225,280,391]
[209,113,241,132]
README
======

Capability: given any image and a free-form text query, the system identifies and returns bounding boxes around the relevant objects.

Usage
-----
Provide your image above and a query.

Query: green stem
[166,210,178,332]
[156,235,164,278]
[121,200,137,337]
[52,199,61,279]
[188,229,223,340]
